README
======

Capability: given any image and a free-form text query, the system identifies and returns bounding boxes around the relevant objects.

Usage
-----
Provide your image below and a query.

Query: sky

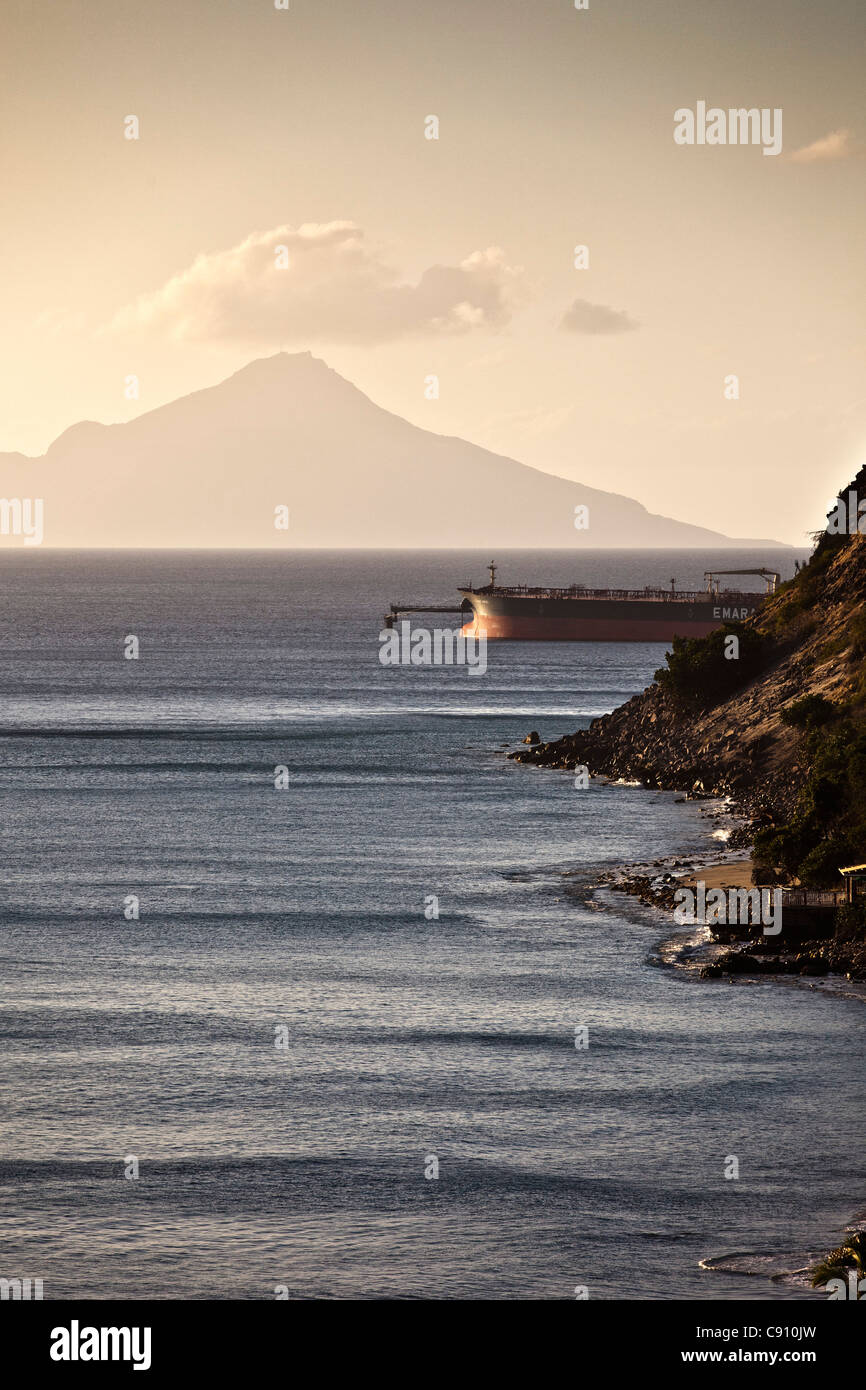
[1,0,864,544]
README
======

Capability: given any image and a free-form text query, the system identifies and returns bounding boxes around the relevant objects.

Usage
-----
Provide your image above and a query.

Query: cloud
[109,223,525,343]
[559,298,639,335]
[789,128,855,163]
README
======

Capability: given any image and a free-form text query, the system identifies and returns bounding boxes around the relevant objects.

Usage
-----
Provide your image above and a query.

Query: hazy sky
[2,0,864,543]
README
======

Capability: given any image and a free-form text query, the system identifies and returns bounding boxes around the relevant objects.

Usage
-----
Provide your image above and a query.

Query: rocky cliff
[512,466,866,889]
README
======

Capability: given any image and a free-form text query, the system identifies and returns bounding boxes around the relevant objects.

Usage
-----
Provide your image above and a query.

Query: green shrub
[753,720,866,886]
[654,624,766,708]
[780,695,837,729]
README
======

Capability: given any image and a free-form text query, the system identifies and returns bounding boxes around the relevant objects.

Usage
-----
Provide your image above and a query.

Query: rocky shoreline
[513,748,866,988]
[510,678,866,988]
[601,848,866,992]
[510,724,795,837]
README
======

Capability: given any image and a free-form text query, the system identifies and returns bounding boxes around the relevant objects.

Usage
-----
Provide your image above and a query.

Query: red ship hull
[457,587,764,642]
[461,614,724,641]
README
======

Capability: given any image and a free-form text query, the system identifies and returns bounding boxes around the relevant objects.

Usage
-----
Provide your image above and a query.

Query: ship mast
[488,561,497,590]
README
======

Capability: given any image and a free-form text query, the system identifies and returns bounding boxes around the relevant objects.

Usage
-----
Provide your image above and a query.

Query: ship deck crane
[704,568,780,595]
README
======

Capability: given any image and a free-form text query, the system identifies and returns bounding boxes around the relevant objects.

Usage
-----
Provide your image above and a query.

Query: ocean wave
[700,1251,819,1282]
[0,706,614,735]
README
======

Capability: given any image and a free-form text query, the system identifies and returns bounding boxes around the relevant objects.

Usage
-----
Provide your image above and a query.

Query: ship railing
[482,587,763,602]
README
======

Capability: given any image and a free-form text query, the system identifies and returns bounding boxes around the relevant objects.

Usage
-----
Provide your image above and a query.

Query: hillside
[513,464,866,891]
[0,353,788,548]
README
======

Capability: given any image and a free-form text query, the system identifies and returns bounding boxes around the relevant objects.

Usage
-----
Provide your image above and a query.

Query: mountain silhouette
[0,353,786,547]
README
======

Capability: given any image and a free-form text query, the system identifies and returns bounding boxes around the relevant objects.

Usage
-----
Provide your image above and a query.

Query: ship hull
[459,593,762,642]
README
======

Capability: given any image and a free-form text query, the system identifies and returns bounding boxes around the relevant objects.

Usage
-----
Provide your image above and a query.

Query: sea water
[0,548,861,1300]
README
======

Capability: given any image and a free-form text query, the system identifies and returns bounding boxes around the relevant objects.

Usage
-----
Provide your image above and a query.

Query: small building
[838,864,866,903]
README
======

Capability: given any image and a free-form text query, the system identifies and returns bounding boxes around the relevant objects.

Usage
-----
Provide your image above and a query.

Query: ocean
[0,548,862,1301]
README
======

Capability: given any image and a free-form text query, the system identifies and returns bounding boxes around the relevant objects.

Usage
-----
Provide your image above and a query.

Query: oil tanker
[450,564,780,642]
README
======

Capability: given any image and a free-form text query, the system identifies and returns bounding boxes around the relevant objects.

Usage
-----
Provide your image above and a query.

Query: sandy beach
[680,858,754,891]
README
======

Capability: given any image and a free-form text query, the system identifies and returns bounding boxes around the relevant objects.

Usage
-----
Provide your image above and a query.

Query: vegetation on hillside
[653,624,767,707]
[754,716,866,885]
[653,464,866,890]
